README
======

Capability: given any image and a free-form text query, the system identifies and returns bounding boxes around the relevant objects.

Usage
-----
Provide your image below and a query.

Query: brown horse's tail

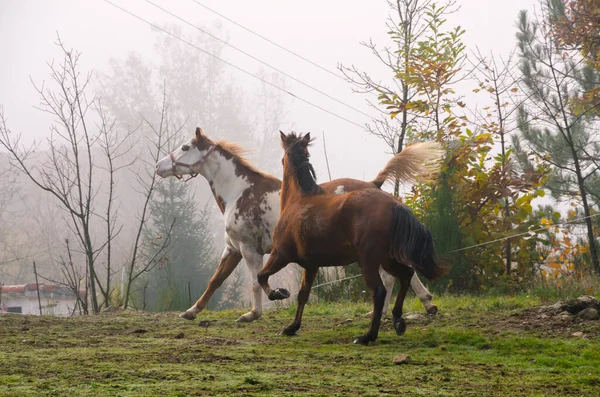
[372,142,443,188]
[389,205,445,280]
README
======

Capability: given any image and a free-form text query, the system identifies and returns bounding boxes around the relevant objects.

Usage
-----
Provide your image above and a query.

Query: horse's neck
[280,168,304,208]
[201,152,249,210]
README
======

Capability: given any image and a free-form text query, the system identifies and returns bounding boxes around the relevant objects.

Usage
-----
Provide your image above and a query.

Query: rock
[577,295,598,305]
[393,354,410,365]
[336,318,353,326]
[543,301,566,313]
[571,331,584,338]
[406,313,423,320]
[577,308,600,321]
[439,345,447,351]
[174,332,185,339]
[565,297,598,315]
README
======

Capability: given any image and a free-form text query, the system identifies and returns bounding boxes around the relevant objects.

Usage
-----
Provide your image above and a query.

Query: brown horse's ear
[280,130,287,144]
[195,127,203,139]
[303,132,311,143]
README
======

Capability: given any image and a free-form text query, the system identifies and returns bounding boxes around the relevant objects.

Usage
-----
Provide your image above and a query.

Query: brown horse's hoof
[394,318,407,336]
[280,324,299,336]
[268,288,290,301]
[426,305,439,316]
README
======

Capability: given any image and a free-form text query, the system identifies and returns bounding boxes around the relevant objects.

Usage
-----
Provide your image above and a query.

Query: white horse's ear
[280,130,286,142]
[195,127,203,138]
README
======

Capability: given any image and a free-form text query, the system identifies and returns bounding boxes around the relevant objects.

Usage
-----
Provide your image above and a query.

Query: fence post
[187,281,192,308]
[33,261,43,315]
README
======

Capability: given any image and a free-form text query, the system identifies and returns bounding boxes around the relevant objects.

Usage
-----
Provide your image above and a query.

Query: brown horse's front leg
[257,251,291,300]
[354,262,387,345]
[281,267,317,336]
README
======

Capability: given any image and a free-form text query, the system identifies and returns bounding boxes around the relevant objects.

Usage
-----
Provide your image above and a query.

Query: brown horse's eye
[182,145,190,151]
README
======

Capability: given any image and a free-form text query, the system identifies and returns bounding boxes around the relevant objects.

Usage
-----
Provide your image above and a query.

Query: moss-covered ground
[1,295,599,396]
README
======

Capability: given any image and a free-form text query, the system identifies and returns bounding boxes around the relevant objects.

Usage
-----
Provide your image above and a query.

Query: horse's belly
[300,241,357,266]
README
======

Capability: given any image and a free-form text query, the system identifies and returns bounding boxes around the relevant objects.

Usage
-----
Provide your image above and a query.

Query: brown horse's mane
[214,138,278,180]
[283,132,323,195]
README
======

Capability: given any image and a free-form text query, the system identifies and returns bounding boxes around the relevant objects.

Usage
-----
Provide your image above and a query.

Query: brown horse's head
[279,131,321,195]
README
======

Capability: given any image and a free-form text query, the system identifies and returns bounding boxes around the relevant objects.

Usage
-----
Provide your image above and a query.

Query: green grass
[1,295,599,396]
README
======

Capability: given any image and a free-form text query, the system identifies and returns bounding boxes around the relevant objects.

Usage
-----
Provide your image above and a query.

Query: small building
[0,283,82,316]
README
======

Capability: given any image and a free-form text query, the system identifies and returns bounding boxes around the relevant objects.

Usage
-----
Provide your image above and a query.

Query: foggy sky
[0,0,536,185]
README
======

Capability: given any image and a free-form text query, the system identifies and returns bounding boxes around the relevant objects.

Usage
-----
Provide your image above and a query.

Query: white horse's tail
[372,141,443,188]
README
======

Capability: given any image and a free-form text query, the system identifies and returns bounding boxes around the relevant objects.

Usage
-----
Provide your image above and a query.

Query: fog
[1,0,533,181]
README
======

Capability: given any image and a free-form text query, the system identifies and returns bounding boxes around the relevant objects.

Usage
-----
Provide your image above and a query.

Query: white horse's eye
[182,144,190,151]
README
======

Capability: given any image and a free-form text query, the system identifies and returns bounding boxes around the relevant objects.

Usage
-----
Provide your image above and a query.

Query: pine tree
[141,178,217,311]
[516,5,600,274]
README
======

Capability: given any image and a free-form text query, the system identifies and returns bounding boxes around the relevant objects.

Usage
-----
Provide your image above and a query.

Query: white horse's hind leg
[367,268,395,318]
[236,248,264,322]
[411,273,438,315]
[380,268,395,316]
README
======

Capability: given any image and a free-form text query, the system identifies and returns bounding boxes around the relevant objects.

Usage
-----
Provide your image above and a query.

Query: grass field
[1,295,599,396]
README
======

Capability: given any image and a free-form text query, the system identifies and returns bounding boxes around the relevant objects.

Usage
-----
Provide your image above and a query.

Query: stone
[393,354,410,365]
[565,297,598,315]
[406,313,423,320]
[544,301,566,313]
[571,331,584,338]
[336,319,353,326]
[577,308,600,321]
[577,295,598,305]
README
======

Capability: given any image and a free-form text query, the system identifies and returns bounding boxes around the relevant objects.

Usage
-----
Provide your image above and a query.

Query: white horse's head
[156,127,217,179]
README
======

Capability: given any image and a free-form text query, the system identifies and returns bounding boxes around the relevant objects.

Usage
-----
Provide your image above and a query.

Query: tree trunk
[574,160,600,274]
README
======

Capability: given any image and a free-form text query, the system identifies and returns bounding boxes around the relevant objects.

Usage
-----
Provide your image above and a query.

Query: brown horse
[257,132,444,345]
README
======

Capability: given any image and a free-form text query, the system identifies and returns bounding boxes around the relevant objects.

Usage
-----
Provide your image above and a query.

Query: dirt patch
[492,295,600,339]
[195,336,240,346]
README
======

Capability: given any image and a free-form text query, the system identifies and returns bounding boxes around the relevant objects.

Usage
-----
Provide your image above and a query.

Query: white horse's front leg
[236,248,265,323]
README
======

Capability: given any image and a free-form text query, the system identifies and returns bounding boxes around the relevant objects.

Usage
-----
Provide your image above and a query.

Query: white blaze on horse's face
[156,139,206,178]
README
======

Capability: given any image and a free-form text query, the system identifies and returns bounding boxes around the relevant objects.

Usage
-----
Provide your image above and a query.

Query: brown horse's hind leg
[257,251,291,301]
[353,260,387,345]
[382,262,414,336]
[181,247,242,320]
[281,267,318,336]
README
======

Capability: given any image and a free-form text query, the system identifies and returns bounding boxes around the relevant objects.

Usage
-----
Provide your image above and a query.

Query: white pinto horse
[156,127,440,322]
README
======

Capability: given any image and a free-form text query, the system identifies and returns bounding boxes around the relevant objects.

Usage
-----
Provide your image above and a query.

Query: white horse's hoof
[235,311,261,323]
[180,310,197,321]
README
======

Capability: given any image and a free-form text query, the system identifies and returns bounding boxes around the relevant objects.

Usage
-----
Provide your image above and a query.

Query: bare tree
[0,36,105,312]
[94,100,138,308]
[38,238,88,315]
[121,85,178,309]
